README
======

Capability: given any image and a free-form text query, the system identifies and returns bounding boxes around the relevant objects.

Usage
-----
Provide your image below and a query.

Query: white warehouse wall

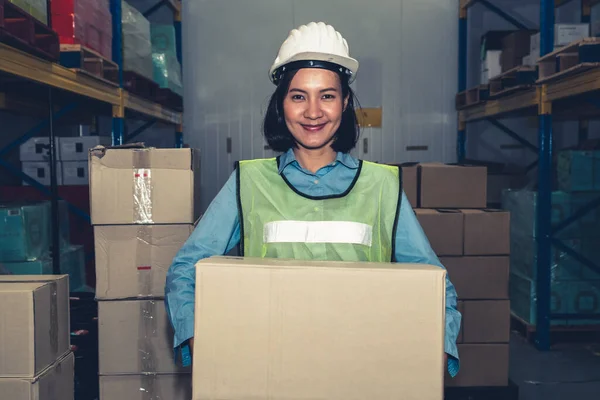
[183,0,459,212]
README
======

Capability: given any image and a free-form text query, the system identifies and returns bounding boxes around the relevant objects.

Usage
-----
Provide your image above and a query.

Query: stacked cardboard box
[0,275,74,399]
[397,163,511,387]
[89,145,200,399]
[19,136,110,186]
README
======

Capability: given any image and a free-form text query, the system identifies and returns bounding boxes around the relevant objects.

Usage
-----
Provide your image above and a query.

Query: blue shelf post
[457,3,468,162]
[535,0,555,352]
[110,0,124,146]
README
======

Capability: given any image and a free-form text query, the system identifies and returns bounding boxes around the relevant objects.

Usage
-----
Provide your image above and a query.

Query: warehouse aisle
[509,332,600,400]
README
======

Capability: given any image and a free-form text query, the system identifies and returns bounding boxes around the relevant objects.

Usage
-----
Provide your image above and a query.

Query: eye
[291,94,305,101]
[322,94,336,100]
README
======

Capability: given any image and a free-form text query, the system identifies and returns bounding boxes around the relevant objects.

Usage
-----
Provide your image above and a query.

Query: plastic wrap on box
[122,1,154,80]
[510,271,600,326]
[151,25,183,96]
[51,0,113,60]
[501,189,600,239]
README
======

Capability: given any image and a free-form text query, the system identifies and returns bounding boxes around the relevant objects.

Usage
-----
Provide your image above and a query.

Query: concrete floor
[509,332,600,400]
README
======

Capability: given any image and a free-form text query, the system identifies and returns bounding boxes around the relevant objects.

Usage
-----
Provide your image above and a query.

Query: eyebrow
[289,87,339,94]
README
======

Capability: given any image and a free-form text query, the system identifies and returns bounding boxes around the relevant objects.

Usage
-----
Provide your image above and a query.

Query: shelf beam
[122,92,182,125]
[459,89,538,122]
[0,43,121,105]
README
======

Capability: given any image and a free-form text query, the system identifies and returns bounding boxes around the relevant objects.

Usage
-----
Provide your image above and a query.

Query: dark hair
[263,68,361,153]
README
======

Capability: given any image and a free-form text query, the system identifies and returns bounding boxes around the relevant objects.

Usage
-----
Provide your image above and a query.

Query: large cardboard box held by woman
[192,256,447,400]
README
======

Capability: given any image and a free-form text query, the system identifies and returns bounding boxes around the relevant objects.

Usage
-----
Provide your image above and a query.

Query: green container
[151,24,183,96]
[0,202,50,262]
[510,272,600,326]
[558,150,600,192]
[2,245,87,291]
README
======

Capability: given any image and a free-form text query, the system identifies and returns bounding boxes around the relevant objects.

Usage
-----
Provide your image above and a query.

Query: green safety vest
[236,157,402,262]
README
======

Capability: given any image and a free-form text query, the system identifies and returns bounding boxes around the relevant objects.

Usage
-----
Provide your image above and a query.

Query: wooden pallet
[0,0,59,61]
[489,65,538,97]
[445,380,519,400]
[537,37,600,83]
[59,44,119,86]
[511,311,600,344]
[455,85,489,109]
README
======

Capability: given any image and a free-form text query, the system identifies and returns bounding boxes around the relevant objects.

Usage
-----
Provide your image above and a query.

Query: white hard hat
[269,22,359,85]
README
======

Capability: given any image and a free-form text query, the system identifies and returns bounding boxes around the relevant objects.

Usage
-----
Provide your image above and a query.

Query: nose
[304,98,323,120]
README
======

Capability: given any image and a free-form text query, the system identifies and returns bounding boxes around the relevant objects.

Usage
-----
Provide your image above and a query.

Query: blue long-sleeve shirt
[165,148,462,377]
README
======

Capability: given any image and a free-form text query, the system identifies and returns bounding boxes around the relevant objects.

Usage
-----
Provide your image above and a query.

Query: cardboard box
[61,160,89,185]
[401,164,418,206]
[557,150,600,192]
[59,136,110,161]
[0,275,70,377]
[461,300,510,343]
[418,164,487,209]
[100,374,192,400]
[555,23,589,46]
[98,300,191,375]
[0,352,74,400]
[193,256,447,400]
[440,256,509,300]
[0,202,50,262]
[94,225,193,299]
[415,209,463,256]
[89,146,201,225]
[462,209,510,255]
[19,137,59,162]
[501,30,536,71]
[445,344,509,387]
[481,50,502,84]
[22,161,63,186]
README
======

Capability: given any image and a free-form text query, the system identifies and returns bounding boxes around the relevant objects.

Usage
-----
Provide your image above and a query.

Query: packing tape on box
[133,150,154,224]
[139,300,162,400]
[137,226,154,297]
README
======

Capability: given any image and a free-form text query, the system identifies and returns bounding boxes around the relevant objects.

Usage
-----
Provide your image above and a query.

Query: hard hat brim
[269,51,359,84]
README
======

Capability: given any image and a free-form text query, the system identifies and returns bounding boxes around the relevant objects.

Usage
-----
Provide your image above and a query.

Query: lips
[301,123,326,132]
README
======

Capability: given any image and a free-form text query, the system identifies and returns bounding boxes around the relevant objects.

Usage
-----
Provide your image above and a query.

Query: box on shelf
[440,256,509,300]
[502,189,600,239]
[192,256,447,400]
[94,225,193,299]
[122,0,154,80]
[59,136,111,161]
[415,209,463,256]
[460,300,510,343]
[501,30,537,71]
[22,161,63,186]
[98,299,191,375]
[0,275,70,377]
[19,137,59,162]
[462,209,510,256]
[530,24,589,57]
[0,202,50,262]
[51,0,113,60]
[481,50,502,84]
[445,344,509,387]
[510,271,600,326]
[557,150,600,192]
[0,352,74,400]
[418,163,487,209]
[8,0,48,25]
[99,374,192,400]
[89,146,201,225]
[62,161,89,186]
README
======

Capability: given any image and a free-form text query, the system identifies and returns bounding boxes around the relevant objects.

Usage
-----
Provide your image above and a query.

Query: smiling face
[283,68,349,151]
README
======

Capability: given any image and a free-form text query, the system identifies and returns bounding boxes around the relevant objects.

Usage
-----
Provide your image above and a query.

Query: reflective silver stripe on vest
[263,221,373,246]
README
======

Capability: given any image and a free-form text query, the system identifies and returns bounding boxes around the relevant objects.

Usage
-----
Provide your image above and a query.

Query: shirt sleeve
[393,191,462,378]
[164,170,240,366]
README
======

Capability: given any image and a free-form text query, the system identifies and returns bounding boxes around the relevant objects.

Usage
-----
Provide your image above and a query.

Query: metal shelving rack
[458,0,600,351]
[0,0,184,276]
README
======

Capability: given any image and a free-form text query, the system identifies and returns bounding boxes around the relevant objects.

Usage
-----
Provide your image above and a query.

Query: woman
[165,21,461,377]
